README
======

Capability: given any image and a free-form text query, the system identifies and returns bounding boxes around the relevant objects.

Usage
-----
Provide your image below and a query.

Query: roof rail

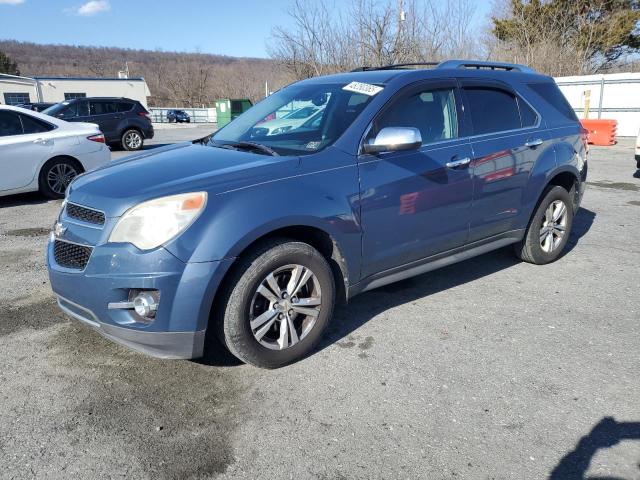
[349,60,536,74]
[436,60,537,73]
[350,62,439,72]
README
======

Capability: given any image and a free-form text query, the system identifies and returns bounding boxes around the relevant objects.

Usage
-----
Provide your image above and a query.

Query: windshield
[211,82,377,156]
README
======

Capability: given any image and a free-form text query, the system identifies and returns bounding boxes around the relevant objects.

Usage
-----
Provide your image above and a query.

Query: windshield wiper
[219,141,280,157]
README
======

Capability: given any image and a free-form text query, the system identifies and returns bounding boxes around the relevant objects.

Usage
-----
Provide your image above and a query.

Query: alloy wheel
[47,163,78,195]
[124,131,142,149]
[540,200,568,253]
[249,264,322,350]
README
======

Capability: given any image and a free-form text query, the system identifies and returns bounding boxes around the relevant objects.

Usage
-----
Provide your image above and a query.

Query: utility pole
[397,0,405,62]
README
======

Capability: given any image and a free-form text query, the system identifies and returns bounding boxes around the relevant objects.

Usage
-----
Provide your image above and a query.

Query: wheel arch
[38,154,85,181]
[544,166,581,212]
[212,224,351,313]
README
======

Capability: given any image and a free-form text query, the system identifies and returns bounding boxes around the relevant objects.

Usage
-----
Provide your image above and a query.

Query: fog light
[133,292,158,318]
[107,289,160,322]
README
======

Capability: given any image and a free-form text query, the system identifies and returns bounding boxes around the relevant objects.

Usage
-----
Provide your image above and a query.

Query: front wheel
[121,129,143,151]
[514,185,574,264]
[217,239,335,369]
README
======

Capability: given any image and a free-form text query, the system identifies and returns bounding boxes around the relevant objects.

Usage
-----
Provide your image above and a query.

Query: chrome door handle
[33,138,45,144]
[445,157,471,169]
[524,138,543,148]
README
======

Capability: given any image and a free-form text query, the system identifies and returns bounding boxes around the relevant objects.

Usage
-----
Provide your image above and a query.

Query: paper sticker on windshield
[342,81,383,96]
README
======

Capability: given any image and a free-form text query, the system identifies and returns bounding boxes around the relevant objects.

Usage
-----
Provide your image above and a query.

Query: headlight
[109,192,207,250]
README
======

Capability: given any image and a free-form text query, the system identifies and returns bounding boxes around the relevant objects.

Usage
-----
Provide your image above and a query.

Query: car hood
[68,142,300,217]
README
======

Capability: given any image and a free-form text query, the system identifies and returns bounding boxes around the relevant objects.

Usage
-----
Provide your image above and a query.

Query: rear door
[461,79,551,242]
[358,79,474,277]
[89,100,120,141]
[0,110,54,191]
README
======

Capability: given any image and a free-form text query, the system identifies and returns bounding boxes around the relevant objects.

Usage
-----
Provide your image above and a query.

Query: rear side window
[464,87,521,135]
[0,111,23,136]
[90,101,117,115]
[19,114,54,134]
[528,82,578,122]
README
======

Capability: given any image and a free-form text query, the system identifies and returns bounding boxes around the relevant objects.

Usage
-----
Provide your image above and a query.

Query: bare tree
[268,0,480,80]
[489,0,640,76]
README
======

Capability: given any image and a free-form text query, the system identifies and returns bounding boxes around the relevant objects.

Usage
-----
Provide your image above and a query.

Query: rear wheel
[514,185,574,264]
[39,157,81,199]
[217,239,335,369]
[121,129,143,151]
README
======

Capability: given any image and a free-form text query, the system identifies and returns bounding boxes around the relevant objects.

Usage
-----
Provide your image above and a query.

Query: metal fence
[555,72,640,137]
[149,107,217,124]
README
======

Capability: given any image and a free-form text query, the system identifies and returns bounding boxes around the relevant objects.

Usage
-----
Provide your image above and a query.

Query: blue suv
[47,61,588,368]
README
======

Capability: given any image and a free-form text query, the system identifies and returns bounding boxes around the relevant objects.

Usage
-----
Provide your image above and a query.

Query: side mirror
[363,127,422,154]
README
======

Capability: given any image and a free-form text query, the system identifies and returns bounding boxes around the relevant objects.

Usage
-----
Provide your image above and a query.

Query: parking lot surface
[0,130,638,479]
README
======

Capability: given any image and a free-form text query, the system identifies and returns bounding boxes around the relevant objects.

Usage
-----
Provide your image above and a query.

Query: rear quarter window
[20,114,54,134]
[528,82,578,122]
[117,102,134,112]
[517,97,538,127]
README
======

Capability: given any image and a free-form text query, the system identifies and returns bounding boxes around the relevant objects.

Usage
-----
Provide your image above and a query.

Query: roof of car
[63,97,137,102]
[300,60,550,86]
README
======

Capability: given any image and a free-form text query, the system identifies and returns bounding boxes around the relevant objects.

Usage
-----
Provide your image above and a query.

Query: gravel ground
[0,132,638,480]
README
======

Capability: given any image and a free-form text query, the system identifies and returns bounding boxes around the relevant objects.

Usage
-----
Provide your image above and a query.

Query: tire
[121,129,144,151]
[38,157,81,199]
[514,185,574,264]
[216,239,335,369]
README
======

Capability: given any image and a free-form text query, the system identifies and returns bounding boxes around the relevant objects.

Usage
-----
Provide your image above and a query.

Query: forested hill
[0,40,291,107]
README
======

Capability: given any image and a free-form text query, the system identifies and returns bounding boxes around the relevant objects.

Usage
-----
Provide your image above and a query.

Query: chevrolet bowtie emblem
[53,222,67,238]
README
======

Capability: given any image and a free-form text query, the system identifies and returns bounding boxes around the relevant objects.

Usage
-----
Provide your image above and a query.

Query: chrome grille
[53,240,93,270]
[66,203,105,225]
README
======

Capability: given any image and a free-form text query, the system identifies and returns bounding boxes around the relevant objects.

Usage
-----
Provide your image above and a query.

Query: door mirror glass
[363,127,422,154]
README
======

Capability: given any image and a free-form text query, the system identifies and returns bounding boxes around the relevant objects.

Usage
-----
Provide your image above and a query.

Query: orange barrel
[579,119,617,146]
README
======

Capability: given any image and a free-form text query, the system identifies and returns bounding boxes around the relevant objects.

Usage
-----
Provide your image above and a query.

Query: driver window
[371,87,458,145]
[61,101,88,119]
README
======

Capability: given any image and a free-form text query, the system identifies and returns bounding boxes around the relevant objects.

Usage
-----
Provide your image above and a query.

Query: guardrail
[149,107,217,124]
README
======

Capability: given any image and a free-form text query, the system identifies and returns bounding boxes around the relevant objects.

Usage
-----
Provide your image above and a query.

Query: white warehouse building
[0,74,151,108]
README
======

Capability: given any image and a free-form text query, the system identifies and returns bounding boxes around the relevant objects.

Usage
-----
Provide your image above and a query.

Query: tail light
[87,133,105,143]
[138,111,151,118]
[580,126,589,155]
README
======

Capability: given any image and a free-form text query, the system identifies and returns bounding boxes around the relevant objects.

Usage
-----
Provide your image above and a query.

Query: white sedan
[0,105,111,199]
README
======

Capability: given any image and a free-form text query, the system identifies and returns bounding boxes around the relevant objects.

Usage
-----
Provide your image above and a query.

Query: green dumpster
[215,98,253,127]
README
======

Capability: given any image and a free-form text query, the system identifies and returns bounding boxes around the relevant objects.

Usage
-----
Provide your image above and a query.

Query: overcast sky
[0,0,492,58]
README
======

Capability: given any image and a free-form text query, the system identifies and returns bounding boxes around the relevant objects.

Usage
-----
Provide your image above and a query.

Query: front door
[358,80,473,278]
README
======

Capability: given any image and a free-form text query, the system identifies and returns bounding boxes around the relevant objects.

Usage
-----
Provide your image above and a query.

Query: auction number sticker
[342,81,384,96]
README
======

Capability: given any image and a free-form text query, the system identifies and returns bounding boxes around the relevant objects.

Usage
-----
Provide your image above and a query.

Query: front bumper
[48,237,233,359]
[57,295,205,358]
